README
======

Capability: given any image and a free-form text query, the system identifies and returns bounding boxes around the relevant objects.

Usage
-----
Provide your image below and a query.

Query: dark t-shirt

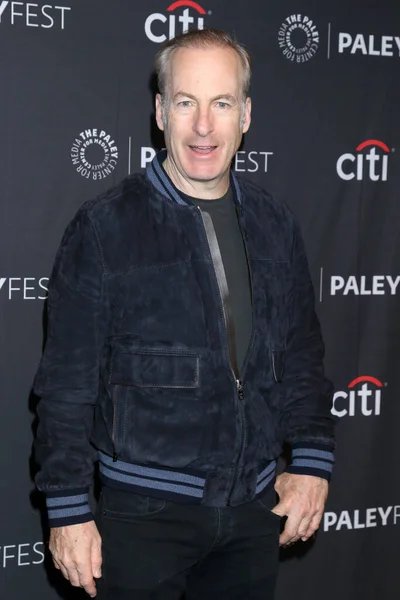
[183,187,253,376]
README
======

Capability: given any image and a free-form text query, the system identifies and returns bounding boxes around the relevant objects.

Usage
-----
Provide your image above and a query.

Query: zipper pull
[112,452,119,463]
[236,379,244,400]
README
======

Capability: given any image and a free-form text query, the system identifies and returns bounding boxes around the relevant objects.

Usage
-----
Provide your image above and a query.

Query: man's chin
[182,161,225,183]
[184,170,221,183]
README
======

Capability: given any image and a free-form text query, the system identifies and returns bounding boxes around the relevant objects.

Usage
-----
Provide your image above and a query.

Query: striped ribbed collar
[145,149,242,207]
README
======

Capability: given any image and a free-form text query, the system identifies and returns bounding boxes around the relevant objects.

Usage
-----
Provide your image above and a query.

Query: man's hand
[49,521,102,597]
[271,473,328,547]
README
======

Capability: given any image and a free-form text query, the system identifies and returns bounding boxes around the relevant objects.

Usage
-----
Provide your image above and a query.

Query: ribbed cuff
[46,489,93,528]
[286,443,335,482]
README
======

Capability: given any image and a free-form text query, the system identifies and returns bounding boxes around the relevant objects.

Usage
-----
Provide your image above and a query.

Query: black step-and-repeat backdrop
[1,1,399,598]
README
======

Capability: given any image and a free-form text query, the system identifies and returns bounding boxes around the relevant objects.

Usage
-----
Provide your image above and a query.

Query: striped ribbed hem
[255,460,277,495]
[99,452,277,504]
[46,489,93,528]
[286,443,334,481]
[99,452,206,503]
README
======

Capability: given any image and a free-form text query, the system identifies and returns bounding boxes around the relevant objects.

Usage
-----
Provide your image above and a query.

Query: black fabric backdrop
[1,1,399,598]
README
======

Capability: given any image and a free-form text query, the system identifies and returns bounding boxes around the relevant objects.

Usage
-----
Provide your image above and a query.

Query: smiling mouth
[189,145,217,155]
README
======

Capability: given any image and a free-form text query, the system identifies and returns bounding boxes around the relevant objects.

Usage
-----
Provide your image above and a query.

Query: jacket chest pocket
[109,347,200,388]
[251,258,291,385]
[270,349,285,384]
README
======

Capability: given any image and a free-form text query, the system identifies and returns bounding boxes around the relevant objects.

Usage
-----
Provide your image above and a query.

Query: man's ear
[242,96,251,133]
[155,94,165,131]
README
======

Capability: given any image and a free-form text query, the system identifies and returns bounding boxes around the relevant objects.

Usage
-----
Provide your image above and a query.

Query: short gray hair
[155,28,252,106]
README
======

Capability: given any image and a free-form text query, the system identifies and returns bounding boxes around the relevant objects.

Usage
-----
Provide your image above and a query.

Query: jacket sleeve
[276,214,336,481]
[34,207,106,527]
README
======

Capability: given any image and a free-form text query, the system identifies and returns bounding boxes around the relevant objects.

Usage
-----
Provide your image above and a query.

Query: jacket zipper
[235,203,255,379]
[112,384,120,462]
[227,204,256,503]
[196,206,254,504]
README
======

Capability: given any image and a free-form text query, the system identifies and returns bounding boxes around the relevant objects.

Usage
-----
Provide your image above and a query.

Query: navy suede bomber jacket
[34,151,335,528]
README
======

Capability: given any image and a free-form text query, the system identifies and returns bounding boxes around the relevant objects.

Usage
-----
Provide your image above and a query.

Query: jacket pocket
[109,346,200,388]
[270,349,286,383]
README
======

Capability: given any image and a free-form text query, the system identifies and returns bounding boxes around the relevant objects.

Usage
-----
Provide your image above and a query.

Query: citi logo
[331,376,384,418]
[336,139,391,181]
[145,1,206,44]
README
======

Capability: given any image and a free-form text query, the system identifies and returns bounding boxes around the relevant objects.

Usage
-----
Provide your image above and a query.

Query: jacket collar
[145,150,242,207]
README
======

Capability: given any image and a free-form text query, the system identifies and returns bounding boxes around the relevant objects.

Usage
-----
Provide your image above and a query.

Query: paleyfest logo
[0,277,48,300]
[338,32,400,57]
[324,505,400,532]
[0,2,71,29]
[0,541,45,567]
[145,0,207,43]
[330,274,400,296]
[139,146,274,173]
[278,14,319,62]
[71,129,118,181]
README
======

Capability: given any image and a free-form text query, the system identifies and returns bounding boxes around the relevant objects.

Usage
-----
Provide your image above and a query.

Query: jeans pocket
[255,498,282,524]
[255,487,282,526]
[101,488,166,521]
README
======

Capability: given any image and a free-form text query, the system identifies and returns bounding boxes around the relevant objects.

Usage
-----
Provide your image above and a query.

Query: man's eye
[178,101,192,107]
[216,102,229,109]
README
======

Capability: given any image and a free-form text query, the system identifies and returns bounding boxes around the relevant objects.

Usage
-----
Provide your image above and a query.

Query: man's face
[155,46,251,191]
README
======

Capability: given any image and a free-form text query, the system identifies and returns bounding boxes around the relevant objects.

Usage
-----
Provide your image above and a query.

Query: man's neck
[162,156,230,200]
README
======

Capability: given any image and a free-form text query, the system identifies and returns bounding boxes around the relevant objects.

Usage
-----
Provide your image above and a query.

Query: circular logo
[278,15,319,63]
[70,128,119,181]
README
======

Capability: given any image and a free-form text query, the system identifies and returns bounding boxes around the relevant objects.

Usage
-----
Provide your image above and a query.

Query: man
[34,29,335,600]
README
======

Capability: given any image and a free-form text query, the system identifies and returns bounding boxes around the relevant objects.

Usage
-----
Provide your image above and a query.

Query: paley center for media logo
[0,1,71,29]
[145,0,209,44]
[137,145,274,174]
[331,375,385,418]
[278,14,319,62]
[0,277,48,300]
[336,139,393,182]
[71,129,119,181]
[280,18,400,61]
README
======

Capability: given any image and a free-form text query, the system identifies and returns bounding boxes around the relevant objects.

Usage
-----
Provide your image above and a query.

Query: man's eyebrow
[172,91,239,103]
[173,91,197,101]
[211,93,238,103]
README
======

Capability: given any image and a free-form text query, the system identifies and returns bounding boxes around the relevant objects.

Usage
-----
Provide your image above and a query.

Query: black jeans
[95,485,281,600]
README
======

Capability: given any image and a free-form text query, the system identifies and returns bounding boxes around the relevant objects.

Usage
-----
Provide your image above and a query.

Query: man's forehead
[169,46,242,90]
[170,46,241,73]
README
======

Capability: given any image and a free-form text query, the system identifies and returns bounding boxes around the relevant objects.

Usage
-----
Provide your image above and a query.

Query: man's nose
[193,107,214,137]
